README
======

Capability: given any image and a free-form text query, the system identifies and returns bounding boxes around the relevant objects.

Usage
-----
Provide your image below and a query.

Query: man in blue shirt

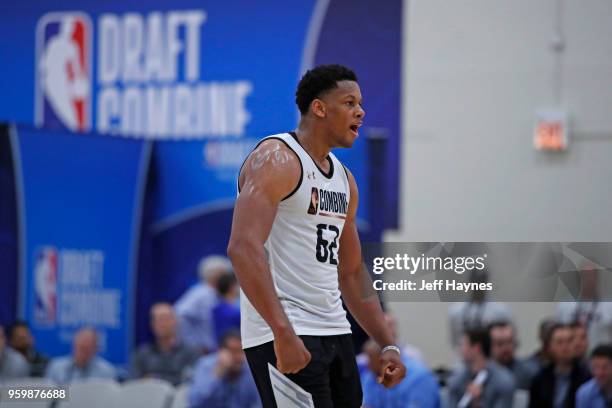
[576,344,612,408]
[361,340,440,408]
[189,330,261,408]
[45,327,116,384]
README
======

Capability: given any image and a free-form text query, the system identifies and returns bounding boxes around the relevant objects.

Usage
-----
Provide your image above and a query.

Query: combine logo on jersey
[36,12,92,132]
[307,187,348,219]
[33,247,58,326]
[307,187,319,215]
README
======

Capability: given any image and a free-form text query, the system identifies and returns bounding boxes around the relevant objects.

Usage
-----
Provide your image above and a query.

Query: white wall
[386,0,612,368]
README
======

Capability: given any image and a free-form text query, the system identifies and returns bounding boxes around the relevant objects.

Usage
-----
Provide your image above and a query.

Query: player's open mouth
[349,124,361,136]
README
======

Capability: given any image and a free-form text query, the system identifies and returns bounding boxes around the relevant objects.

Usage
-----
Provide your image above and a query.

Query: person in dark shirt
[8,320,49,377]
[132,302,199,385]
[0,324,29,382]
[525,318,557,377]
[570,321,590,373]
[489,321,538,390]
[529,323,591,408]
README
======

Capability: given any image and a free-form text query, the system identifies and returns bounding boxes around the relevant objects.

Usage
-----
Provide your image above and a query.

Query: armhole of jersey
[341,163,353,206]
[341,163,350,185]
[237,136,303,202]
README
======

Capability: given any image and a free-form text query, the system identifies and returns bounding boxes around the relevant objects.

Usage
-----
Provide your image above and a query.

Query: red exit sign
[534,109,569,151]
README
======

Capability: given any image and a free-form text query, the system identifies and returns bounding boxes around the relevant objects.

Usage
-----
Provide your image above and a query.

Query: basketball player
[228,64,406,407]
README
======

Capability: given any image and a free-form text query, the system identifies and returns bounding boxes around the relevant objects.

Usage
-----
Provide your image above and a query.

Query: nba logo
[33,247,58,326]
[36,12,92,132]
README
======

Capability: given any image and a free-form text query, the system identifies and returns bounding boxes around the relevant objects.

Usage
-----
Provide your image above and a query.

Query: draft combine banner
[1,1,401,347]
[0,0,401,230]
[11,125,150,365]
[0,1,314,138]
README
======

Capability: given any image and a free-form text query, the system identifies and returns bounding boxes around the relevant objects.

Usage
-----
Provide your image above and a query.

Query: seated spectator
[8,320,49,377]
[529,323,591,408]
[448,328,515,408]
[212,273,241,345]
[570,321,590,371]
[576,344,612,408]
[489,321,538,390]
[557,264,612,350]
[361,340,439,408]
[132,302,199,385]
[357,313,425,377]
[175,255,232,353]
[45,327,115,384]
[525,317,556,375]
[0,324,29,383]
[189,330,260,408]
[448,269,512,350]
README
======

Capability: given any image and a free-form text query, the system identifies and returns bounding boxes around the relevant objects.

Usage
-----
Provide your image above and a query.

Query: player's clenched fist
[274,331,311,374]
[378,351,407,388]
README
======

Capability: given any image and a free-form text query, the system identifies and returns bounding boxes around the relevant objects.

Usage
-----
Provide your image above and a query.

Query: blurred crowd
[1,259,612,408]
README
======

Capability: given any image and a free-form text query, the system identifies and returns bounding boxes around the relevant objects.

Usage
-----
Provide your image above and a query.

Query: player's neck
[295,123,332,163]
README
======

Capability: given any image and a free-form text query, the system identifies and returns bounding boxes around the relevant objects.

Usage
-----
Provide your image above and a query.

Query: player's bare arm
[338,167,406,388]
[227,139,311,374]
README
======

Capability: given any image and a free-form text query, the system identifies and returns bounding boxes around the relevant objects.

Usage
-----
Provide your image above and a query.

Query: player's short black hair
[465,328,492,357]
[591,344,612,360]
[295,64,358,114]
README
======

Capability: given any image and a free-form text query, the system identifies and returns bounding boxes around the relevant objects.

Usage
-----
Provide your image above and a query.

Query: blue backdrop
[11,125,150,365]
[0,0,401,364]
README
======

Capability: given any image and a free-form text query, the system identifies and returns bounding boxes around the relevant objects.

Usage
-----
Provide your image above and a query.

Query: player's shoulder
[244,133,300,172]
[239,133,301,196]
[258,132,293,145]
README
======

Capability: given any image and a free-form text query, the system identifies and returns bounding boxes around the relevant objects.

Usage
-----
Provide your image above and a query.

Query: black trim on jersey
[237,136,303,202]
[341,164,353,210]
[289,131,334,179]
[341,163,350,185]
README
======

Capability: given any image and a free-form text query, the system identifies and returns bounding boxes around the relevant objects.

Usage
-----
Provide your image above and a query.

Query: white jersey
[239,132,352,348]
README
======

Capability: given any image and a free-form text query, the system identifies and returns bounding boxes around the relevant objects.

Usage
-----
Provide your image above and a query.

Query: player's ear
[311,99,326,118]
